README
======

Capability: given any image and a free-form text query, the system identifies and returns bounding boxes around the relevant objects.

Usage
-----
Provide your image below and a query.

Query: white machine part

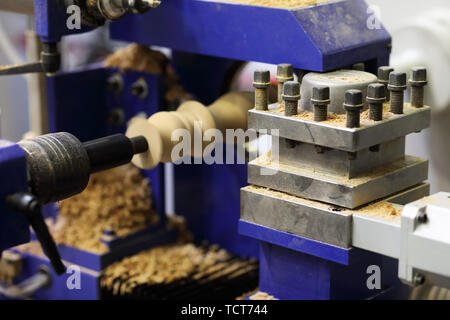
[353,193,450,289]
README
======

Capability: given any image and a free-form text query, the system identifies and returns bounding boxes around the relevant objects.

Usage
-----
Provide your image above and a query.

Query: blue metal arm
[110,0,391,72]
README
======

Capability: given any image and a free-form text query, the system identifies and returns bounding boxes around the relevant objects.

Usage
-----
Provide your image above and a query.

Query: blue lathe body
[1,0,448,301]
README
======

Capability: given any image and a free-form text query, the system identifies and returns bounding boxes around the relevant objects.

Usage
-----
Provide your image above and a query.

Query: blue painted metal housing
[0,66,176,300]
[46,66,166,220]
[7,250,101,300]
[46,65,109,142]
[239,220,351,265]
[175,161,258,258]
[3,224,176,300]
[35,0,93,43]
[110,0,391,72]
[239,220,406,300]
[171,54,258,258]
[0,143,30,254]
[26,0,396,299]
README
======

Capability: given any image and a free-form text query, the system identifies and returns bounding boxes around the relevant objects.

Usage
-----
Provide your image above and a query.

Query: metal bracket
[399,200,427,286]
[399,193,450,288]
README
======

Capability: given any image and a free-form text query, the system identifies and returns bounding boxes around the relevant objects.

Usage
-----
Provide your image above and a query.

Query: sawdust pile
[352,201,401,222]
[360,103,392,121]
[249,291,277,300]
[237,289,277,300]
[101,243,232,295]
[104,44,167,74]
[222,0,328,8]
[275,102,347,126]
[52,164,159,253]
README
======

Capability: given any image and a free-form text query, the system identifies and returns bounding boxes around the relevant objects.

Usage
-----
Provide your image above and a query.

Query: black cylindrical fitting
[82,134,148,173]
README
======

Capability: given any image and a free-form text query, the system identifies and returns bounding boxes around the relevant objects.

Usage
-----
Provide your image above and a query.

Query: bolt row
[107,74,149,100]
[378,66,428,112]
[253,64,428,129]
[253,67,332,122]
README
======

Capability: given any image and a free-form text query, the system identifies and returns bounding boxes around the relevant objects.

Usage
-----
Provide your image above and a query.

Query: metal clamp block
[248,104,430,152]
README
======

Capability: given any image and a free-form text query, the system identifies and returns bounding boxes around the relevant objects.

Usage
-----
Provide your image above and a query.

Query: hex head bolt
[344,89,364,128]
[282,81,300,117]
[409,67,428,108]
[367,83,386,121]
[277,64,294,103]
[311,86,330,122]
[378,66,394,101]
[106,74,124,94]
[131,78,149,100]
[388,72,408,114]
[253,70,271,111]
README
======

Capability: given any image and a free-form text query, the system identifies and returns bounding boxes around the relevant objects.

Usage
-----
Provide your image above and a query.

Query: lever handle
[0,62,44,76]
[6,193,66,275]
[0,42,60,76]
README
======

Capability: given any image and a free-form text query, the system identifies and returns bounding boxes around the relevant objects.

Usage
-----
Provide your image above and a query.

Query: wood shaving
[166,214,194,243]
[313,74,375,83]
[104,43,193,108]
[14,241,44,256]
[104,43,168,74]
[0,251,22,284]
[221,0,328,8]
[352,201,401,222]
[236,289,259,300]
[52,164,159,254]
[101,243,232,295]
[249,291,277,300]
[419,195,437,204]
[271,102,416,128]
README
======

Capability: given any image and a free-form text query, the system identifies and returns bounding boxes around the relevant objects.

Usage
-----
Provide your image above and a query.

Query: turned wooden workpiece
[126,92,254,169]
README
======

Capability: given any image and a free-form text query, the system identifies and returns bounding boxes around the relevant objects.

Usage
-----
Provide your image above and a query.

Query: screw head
[282,81,300,101]
[388,72,407,89]
[312,86,330,102]
[410,67,428,85]
[131,83,144,95]
[277,64,294,82]
[107,108,125,127]
[106,74,124,94]
[378,66,394,82]
[413,274,425,286]
[131,78,149,100]
[418,212,428,224]
[253,70,271,88]
[344,89,363,109]
[367,83,386,100]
